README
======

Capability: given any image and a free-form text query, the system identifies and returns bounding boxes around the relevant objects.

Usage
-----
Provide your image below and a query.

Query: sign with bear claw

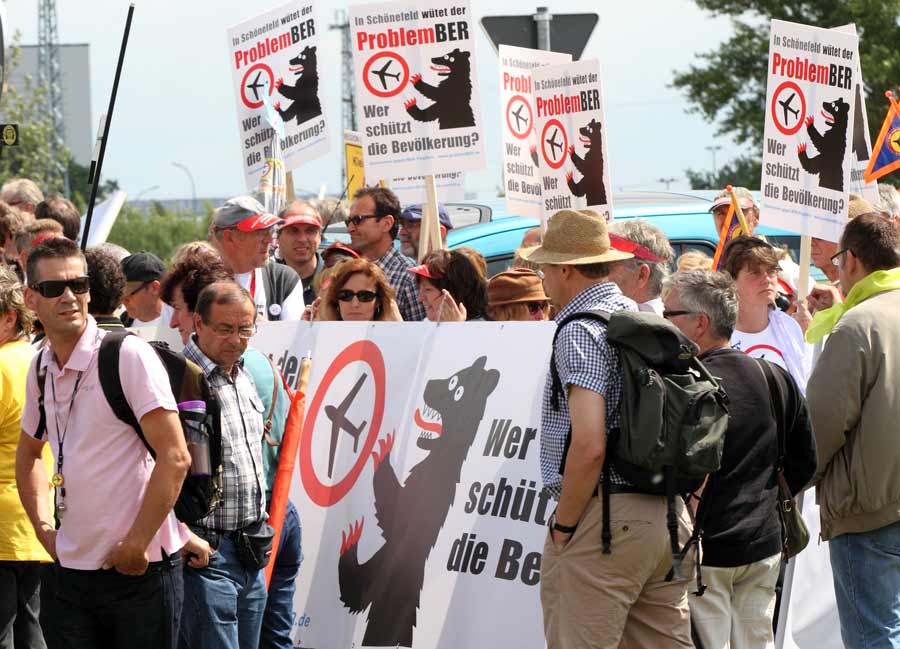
[760,20,858,242]
[531,59,613,225]
[349,0,486,181]
[228,1,329,192]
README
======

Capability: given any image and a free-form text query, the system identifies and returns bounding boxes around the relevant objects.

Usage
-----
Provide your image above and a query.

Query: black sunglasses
[830,248,852,266]
[526,300,548,313]
[344,214,382,227]
[662,309,697,319]
[127,281,152,297]
[337,289,378,303]
[30,276,90,298]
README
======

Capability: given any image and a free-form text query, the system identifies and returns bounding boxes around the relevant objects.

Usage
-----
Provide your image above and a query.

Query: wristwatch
[549,512,577,535]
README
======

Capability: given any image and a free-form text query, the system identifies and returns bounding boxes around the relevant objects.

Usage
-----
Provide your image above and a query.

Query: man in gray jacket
[806,213,900,649]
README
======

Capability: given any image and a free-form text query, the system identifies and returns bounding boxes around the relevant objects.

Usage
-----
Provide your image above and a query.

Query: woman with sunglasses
[486,268,550,321]
[314,258,401,322]
[411,249,488,322]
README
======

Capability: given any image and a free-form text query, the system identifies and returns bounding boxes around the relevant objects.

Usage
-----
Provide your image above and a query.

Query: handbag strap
[755,359,786,469]
[262,355,282,447]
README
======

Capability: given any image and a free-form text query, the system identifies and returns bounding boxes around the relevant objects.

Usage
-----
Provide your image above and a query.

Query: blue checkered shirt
[183,337,266,532]
[374,246,426,321]
[541,281,638,499]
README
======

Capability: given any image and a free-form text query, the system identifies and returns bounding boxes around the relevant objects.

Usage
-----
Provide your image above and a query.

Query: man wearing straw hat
[520,209,695,649]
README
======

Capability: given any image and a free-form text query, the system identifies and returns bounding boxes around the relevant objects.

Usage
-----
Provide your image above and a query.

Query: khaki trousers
[540,493,695,649]
[689,553,781,649]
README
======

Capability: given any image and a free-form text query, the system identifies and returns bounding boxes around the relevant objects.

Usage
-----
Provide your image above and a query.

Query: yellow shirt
[0,339,53,562]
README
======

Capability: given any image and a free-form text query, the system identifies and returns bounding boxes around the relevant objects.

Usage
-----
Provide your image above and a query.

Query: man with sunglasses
[211,197,305,322]
[806,214,900,649]
[178,280,271,649]
[120,251,174,327]
[346,187,425,321]
[15,237,197,649]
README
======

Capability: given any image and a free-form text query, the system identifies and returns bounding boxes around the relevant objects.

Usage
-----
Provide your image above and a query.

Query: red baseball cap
[280,210,322,230]
[608,233,664,263]
[213,196,282,232]
[321,241,360,262]
[409,264,442,280]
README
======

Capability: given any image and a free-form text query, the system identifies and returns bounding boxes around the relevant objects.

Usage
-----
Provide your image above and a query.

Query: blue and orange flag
[864,90,900,183]
[711,185,751,270]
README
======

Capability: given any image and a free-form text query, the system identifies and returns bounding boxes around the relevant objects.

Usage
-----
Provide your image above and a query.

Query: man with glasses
[179,280,271,649]
[663,270,815,649]
[346,187,425,321]
[806,214,900,649]
[121,251,174,327]
[210,196,305,321]
[16,237,196,649]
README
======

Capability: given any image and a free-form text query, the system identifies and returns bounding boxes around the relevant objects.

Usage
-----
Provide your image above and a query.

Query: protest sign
[532,59,613,225]
[349,0,486,180]
[228,1,329,192]
[499,45,571,219]
[759,20,858,242]
[834,24,878,205]
[344,130,365,202]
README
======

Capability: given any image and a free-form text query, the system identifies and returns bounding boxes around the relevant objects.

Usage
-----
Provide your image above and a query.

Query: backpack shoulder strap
[755,358,786,465]
[549,309,611,411]
[35,349,48,439]
[99,331,154,457]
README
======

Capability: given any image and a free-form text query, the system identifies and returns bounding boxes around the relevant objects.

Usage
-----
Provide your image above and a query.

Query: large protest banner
[532,59,613,224]
[228,1,329,191]
[499,45,571,220]
[759,20,858,242]
[349,0,486,181]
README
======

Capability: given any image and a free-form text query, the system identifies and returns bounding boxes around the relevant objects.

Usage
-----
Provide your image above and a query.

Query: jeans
[40,555,182,649]
[830,519,900,649]
[179,535,267,649]
[260,500,303,649]
[0,562,46,649]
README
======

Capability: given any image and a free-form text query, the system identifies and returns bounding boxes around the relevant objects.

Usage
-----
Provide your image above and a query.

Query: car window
[485,255,514,277]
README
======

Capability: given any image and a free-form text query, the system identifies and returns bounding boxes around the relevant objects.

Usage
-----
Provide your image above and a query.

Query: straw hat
[488,268,548,306]
[518,209,634,265]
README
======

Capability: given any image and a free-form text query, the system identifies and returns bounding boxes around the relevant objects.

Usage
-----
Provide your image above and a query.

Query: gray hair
[1,178,44,207]
[609,219,674,297]
[877,183,900,218]
[663,270,738,340]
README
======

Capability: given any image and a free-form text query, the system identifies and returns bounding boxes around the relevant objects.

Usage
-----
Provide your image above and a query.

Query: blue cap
[400,203,454,230]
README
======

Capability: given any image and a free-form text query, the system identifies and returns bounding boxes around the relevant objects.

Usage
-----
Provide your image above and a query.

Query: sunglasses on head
[30,276,90,298]
[337,289,378,303]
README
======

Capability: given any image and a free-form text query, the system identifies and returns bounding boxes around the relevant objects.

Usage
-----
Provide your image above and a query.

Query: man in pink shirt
[15,237,204,649]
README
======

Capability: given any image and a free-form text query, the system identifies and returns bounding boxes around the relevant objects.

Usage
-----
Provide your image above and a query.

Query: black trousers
[0,561,46,649]
[41,555,183,649]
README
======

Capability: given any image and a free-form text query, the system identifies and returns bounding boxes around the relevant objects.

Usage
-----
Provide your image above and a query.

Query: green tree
[107,202,213,263]
[672,1,900,189]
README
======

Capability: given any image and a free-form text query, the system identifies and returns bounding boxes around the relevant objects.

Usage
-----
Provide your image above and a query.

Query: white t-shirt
[234,268,305,321]
[132,302,175,329]
[730,323,789,371]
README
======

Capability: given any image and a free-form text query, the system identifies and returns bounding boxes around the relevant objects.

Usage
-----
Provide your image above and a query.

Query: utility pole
[657,177,678,191]
[533,7,552,51]
[38,0,69,194]
[705,145,722,180]
[331,10,356,192]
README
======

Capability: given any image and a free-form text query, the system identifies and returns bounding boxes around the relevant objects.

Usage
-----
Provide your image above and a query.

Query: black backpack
[550,309,729,586]
[36,331,223,524]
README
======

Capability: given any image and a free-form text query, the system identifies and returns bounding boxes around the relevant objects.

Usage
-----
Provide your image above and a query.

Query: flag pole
[81,4,135,251]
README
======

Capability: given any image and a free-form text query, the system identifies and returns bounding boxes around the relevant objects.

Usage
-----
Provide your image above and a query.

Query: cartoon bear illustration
[404,49,475,130]
[797,97,849,192]
[337,356,500,648]
[566,118,608,206]
[274,46,322,125]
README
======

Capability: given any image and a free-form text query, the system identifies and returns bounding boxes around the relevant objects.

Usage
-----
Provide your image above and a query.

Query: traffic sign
[481,10,598,60]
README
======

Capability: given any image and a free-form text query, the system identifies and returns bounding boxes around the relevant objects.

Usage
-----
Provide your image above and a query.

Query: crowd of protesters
[1,173,900,649]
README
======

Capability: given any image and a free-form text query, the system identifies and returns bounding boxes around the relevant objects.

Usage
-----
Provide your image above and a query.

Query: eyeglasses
[526,300,548,314]
[30,276,90,298]
[831,248,852,267]
[206,322,257,339]
[127,281,151,297]
[344,214,381,227]
[662,310,697,319]
[337,289,378,303]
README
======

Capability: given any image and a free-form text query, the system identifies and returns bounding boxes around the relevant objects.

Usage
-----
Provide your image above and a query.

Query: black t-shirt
[697,346,817,568]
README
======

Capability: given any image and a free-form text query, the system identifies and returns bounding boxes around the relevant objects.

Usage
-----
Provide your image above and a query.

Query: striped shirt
[374,246,426,321]
[183,337,266,532]
[541,281,637,499]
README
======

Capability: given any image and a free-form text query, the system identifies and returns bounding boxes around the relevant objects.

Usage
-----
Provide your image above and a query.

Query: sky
[4,0,745,202]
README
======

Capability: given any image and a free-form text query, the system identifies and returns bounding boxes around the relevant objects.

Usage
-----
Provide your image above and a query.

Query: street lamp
[135,184,159,201]
[172,161,197,214]
[705,145,723,179]
[657,177,678,191]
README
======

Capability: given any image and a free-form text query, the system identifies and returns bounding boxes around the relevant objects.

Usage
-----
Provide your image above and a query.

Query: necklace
[50,370,83,526]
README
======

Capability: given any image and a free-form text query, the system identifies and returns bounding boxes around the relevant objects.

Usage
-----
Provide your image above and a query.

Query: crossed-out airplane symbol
[246,70,268,102]
[371,59,401,91]
[511,102,529,132]
[779,92,800,125]
[546,128,563,161]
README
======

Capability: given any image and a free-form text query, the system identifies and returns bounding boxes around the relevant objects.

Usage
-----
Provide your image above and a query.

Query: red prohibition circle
[771,80,806,136]
[299,341,386,507]
[744,344,785,360]
[362,52,410,99]
[541,118,568,170]
[240,63,275,110]
[505,94,533,140]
